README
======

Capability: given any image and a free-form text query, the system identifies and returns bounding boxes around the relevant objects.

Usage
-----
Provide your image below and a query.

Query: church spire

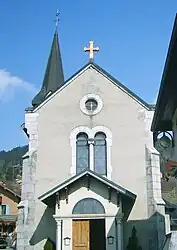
[32,10,64,107]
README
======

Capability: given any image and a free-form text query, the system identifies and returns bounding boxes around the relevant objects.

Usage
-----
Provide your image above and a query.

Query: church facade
[17,25,170,250]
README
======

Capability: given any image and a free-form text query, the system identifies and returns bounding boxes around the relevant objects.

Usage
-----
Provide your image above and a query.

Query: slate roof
[32,30,64,107]
[151,14,177,132]
[38,169,136,204]
[0,182,21,201]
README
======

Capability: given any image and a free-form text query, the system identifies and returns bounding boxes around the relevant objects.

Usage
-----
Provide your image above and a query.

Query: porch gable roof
[38,169,136,204]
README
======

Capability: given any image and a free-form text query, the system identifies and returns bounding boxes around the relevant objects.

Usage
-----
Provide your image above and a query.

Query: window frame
[94,132,107,175]
[76,133,90,174]
[1,205,6,215]
[72,198,105,214]
[70,126,112,179]
[79,94,103,116]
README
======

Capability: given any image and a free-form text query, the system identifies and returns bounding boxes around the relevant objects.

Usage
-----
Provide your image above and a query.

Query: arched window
[72,198,105,214]
[94,132,107,175]
[76,133,89,174]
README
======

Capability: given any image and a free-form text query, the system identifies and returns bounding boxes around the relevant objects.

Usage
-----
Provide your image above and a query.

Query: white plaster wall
[106,218,116,250]
[144,110,154,148]
[25,112,38,152]
[34,67,150,221]
[27,66,160,249]
[62,219,72,250]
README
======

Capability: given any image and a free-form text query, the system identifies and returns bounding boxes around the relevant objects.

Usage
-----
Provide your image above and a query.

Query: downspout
[61,220,63,250]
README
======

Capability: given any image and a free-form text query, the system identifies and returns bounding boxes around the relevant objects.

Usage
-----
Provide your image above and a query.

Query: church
[16,17,170,250]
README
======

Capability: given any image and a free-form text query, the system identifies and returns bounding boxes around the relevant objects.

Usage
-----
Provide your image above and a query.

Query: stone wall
[145,146,165,217]
[16,110,38,250]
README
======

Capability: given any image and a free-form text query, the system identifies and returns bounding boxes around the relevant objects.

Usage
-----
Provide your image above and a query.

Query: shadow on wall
[27,179,165,250]
[30,206,56,249]
[107,210,166,250]
[126,226,142,250]
[124,212,166,250]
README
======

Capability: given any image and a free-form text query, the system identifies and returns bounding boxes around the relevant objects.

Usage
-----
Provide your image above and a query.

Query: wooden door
[72,220,90,250]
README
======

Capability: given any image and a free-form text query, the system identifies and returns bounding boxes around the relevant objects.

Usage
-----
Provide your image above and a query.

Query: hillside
[0,145,28,187]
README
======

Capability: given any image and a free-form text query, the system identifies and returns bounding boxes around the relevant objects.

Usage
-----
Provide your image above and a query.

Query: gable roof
[29,62,155,112]
[38,169,136,204]
[0,182,21,201]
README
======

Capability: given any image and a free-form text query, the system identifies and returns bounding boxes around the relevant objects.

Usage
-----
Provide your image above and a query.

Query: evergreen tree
[0,145,28,182]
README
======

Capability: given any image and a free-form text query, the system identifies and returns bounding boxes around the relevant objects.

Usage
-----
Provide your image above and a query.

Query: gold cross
[84,41,99,60]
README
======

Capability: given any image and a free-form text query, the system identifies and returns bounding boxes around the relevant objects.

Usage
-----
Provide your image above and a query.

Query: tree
[44,238,56,250]
[0,145,28,182]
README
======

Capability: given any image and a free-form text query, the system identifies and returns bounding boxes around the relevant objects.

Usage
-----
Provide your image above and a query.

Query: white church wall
[106,217,116,250]
[62,219,72,250]
[35,67,150,221]
[21,65,169,249]
[25,111,39,152]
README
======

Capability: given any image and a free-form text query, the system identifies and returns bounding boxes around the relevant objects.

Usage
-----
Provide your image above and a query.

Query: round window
[85,99,98,112]
[79,94,103,116]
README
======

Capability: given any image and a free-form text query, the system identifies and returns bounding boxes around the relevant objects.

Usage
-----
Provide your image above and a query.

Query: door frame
[72,217,106,250]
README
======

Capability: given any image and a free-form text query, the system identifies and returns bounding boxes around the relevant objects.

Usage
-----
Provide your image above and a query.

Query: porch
[39,170,136,250]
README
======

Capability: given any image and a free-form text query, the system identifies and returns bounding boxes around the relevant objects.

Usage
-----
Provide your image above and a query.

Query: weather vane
[55,9,60,31]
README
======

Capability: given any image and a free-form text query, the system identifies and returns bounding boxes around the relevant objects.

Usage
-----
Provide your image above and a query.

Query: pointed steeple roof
[32,30,64,107]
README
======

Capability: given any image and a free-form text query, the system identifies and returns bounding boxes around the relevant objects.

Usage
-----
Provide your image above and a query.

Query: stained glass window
[85,99,98,111]
[94,133,107,175]
[76,133,89,173]
[72,198,105,214]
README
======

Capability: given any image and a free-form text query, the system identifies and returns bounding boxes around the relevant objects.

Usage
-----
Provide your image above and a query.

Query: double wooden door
[72,220,90,250]
[72,219,106,250]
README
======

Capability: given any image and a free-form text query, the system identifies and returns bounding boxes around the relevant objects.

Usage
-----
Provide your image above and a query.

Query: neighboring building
[0,181,20,236]
[151,14,177,160]
[151,13,177,182]
[151,14,177,248]
[17,21,169,250]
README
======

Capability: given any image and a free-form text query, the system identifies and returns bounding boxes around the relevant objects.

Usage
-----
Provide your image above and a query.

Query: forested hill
[0,145,28,182]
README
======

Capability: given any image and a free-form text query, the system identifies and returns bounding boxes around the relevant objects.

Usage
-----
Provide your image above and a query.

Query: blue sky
[0,0,177,150]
